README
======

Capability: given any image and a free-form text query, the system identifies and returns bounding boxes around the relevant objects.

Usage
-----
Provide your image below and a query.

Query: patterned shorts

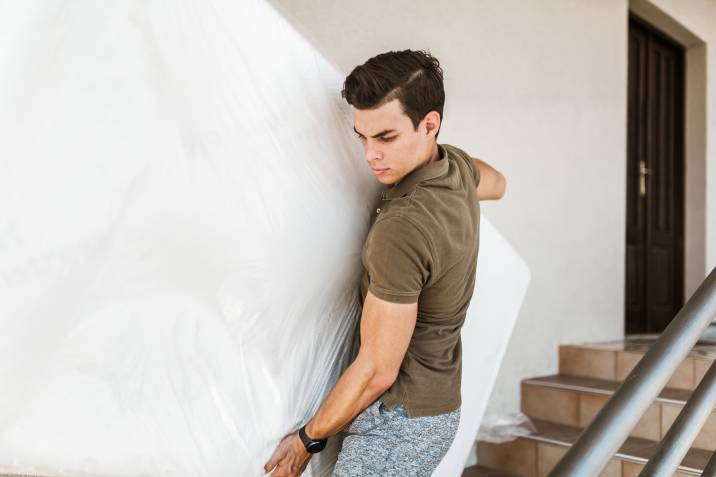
[331,399,461,477]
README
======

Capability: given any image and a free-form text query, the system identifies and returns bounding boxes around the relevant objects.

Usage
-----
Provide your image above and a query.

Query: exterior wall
[268,0,715,463]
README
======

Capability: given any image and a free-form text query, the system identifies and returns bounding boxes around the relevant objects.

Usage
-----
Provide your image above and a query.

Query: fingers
[264,456,306,477]
[264,448,293,474]
[263,432,309,476]
[264,437,292,473]
[263,450,281,473]
[265,462,297,477]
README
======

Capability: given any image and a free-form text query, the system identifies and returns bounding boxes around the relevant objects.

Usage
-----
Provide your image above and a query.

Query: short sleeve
[463,152,480,188]
[445,144,479,189]
[469,156,480,188]
[364,217,433,304]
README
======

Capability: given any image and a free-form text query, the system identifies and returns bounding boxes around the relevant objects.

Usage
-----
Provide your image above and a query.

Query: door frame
[625,13,685,334]
[628,0,708,305]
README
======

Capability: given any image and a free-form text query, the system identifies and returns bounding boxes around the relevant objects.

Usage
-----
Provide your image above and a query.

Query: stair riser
[558,345,713,391]
[521,383,716,452]
[477,440,698,477]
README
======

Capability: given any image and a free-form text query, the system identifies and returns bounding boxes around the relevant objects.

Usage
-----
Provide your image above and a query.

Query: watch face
[306,440,326,453]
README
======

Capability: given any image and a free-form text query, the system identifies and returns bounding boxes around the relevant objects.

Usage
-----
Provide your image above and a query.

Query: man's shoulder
[440,143,479,188]
[371,213,430,244]
[378,198,434,237]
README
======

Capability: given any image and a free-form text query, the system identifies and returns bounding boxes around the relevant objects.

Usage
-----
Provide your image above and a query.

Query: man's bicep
[359,290,417,381]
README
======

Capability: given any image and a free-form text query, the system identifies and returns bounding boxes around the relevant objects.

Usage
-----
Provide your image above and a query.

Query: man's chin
[376,175,398,186]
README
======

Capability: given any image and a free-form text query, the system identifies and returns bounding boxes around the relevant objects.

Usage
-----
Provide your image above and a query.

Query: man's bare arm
[303,291,417,440]
[472,157,507,200]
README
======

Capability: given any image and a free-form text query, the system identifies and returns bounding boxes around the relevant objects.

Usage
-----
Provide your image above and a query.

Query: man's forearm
[304,354,390,440]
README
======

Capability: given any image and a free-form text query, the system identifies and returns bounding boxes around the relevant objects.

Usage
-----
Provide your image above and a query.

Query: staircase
[463,337,716,477]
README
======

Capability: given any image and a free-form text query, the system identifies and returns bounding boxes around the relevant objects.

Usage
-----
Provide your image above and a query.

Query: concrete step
[462,464,523,477]
[476,418,711,477]
[521,373,716,451]
[558,337,716,390]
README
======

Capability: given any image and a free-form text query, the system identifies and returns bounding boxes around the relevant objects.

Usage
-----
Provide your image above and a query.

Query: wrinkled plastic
[0,1,380,476]
[476,412,536,444]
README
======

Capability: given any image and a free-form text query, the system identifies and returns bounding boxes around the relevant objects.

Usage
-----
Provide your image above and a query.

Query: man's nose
[365,147,383,163]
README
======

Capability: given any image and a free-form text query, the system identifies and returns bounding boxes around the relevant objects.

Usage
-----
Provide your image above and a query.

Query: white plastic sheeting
[0,1,377,475]
[0,1,530,476]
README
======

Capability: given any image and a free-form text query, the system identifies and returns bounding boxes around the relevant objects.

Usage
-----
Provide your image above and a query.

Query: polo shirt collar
[381,143,449,200]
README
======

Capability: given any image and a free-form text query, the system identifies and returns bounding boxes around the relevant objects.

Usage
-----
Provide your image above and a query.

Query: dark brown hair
[341,49,445,138]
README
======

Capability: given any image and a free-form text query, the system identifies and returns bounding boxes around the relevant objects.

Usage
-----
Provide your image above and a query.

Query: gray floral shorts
[331,400,461,477]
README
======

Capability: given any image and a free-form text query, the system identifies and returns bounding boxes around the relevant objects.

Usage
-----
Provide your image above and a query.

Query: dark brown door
[625,15,685,334]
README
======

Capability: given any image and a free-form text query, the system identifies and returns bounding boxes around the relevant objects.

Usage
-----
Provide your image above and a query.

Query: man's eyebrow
[353,126,396,138]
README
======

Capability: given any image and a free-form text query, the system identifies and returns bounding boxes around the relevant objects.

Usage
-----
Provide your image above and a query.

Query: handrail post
[548,267,716,477]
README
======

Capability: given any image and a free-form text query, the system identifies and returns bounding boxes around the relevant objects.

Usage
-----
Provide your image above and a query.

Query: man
[264,49,506,476]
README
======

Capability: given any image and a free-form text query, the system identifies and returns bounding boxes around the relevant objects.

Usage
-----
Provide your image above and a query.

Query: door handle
[639,159,652,198]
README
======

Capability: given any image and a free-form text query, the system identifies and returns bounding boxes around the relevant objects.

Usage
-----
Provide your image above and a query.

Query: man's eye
[380,136,396,142]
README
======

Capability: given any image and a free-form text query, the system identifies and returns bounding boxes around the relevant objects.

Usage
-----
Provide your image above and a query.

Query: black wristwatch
[298,424,327,453]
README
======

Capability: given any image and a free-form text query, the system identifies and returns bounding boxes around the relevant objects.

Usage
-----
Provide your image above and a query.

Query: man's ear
[422,111,441,137]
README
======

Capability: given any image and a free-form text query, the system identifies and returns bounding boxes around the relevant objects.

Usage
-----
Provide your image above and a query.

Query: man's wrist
[299,421,328,454]
[305,420,324,440]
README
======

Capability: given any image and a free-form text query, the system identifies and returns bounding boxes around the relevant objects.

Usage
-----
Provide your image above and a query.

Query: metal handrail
[637,358,716,476]
[548,266,716,476]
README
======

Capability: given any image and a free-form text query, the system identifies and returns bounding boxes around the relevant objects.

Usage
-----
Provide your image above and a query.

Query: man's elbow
[477,172,507,201]
[367,370,398,395]
[495,173,507,199]
[355,350,399,395]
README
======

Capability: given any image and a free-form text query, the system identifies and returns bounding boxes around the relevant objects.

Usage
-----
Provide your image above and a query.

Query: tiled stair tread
[523,373,694,404]
[462,464,523,477]
[521,418,652,451]
[519,418,712,474]
[562,338,716,359]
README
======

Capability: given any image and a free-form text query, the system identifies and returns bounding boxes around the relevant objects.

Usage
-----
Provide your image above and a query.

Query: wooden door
[625,15,685,334]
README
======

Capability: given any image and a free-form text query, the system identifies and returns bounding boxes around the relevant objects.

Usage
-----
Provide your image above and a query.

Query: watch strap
[299,424,327,453]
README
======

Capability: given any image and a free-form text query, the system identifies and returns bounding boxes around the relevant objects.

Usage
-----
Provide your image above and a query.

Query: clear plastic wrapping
[476,412,536,444]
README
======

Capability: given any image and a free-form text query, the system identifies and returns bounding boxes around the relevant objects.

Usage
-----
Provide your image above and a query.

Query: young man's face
[353,98,440,186]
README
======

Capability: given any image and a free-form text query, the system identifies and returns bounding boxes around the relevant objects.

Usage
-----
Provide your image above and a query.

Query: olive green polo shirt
[358,142,481,418]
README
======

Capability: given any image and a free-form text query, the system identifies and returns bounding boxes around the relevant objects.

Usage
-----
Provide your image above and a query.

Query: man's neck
[423,142,440,166]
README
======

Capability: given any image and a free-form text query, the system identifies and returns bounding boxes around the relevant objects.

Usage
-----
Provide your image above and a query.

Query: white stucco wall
[267,0,715,462]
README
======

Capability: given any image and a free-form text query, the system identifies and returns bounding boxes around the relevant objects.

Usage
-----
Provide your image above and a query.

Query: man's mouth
[372,167,388,175]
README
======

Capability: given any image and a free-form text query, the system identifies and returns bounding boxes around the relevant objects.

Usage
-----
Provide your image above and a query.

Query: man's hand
[263,431,311,476]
